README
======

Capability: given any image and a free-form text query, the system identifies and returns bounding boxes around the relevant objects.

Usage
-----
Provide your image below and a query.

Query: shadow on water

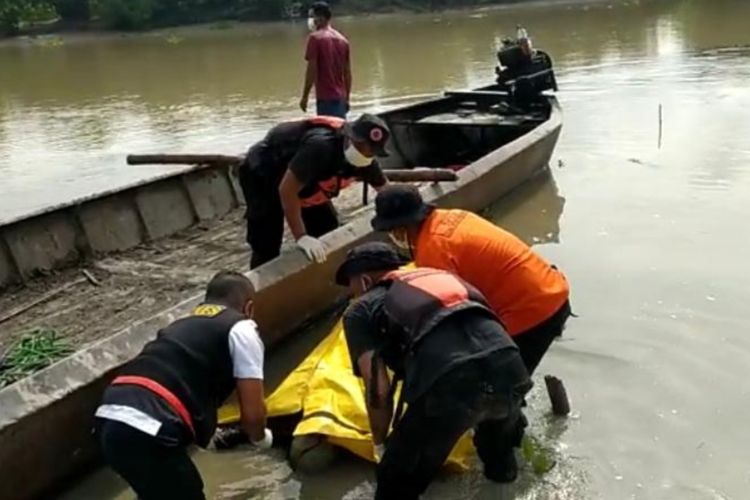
[483,167,566,247]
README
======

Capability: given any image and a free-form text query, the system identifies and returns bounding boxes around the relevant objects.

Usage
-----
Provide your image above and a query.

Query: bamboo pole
[127,154,458,182]
[127,154,243,166]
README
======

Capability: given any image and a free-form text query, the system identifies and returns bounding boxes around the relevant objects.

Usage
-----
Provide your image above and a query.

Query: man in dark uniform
[94,271,271,500]
[239,113,390,269]
[335,242,532,500]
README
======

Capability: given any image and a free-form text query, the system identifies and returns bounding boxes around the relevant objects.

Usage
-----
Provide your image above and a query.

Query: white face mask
[344,143,374,168]
[388,231,410,251]
[307,17,316,31]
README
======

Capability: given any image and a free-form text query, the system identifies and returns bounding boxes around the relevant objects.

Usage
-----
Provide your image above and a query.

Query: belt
[112,375,195,437]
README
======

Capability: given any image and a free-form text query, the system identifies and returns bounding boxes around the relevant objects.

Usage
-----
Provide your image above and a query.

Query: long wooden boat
[0,80,562,498]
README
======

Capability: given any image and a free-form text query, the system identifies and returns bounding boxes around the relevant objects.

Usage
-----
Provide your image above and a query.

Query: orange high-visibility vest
[381,267,494,347]
[414,209,569,336]
[381,268,494,347]
[299,116,355,208]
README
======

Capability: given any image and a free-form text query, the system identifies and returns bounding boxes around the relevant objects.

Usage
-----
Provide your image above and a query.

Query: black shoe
[212,425,248,450]
[485,451,518,483]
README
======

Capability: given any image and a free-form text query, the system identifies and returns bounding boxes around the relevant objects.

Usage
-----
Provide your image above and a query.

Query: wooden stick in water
[544,375,571,416]
[658,104,663,149]
[128,154,458,182]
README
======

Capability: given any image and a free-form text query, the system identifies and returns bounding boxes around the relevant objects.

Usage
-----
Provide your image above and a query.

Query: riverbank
[3,0,613,40]
[1,0,487,38]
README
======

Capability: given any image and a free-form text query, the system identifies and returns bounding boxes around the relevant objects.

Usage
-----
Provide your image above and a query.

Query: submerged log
[544,375,571,416]
[128,154,458,182]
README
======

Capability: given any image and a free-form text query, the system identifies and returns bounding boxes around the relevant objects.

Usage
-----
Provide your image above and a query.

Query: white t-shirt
[96,318,265,436]
[228,319,265,380]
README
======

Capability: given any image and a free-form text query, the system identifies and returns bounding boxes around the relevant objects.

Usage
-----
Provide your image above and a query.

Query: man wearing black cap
[336,242,531,500]
[370,184,572,376]
[239,113,390,269]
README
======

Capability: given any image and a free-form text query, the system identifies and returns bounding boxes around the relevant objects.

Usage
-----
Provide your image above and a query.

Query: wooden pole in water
[544,375,571,416]
[658,103,663,149]
[127,154,459,182]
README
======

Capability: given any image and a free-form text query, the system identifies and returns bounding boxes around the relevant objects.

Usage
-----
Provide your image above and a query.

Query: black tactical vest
[119,305,245,447]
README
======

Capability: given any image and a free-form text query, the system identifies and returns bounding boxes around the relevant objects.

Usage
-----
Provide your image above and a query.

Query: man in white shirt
[94,271,270,500]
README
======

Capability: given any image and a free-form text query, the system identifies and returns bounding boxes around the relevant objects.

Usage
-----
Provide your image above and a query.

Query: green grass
[163,33,184,44]
[521,434,557,475]
[32,35,65,47]
[210,20,233,30]
[0,328,73,388]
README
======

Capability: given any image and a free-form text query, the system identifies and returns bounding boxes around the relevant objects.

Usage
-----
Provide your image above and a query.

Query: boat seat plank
[443,90,510,99]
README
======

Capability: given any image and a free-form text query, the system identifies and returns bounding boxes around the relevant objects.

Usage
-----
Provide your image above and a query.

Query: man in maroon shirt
[300,2,352,118]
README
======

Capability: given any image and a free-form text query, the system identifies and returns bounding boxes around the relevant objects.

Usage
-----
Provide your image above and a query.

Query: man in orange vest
[370,184,571,374]
[335,242,531,499]
[239,114,390,269]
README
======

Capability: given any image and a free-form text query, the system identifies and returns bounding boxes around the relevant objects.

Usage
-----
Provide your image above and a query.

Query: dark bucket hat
[335,241,408,286]
[343,113,390,158]
[370,184,434,232]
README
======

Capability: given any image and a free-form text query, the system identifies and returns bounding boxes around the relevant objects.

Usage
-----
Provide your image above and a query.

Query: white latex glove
[297,235,327,263]
[251,428,274,450]
[373,443,386,463]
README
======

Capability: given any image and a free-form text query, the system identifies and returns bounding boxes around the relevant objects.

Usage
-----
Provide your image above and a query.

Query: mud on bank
[0,185,368,354]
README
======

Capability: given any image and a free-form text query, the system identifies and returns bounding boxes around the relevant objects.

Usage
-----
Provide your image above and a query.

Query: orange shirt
[414,209,569,336]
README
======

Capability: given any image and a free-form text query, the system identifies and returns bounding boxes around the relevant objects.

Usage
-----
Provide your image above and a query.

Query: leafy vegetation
[521,435,557,475]
[1,0,56,35]
[52,0,90,21]
[0,328,73,388]
[1,0,512,36]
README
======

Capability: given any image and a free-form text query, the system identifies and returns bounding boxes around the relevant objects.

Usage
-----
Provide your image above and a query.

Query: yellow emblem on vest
[192,304,226,317]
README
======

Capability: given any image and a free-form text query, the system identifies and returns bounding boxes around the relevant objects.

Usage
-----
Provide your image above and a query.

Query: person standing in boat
[370,184,572,375]
[239,113,390,269]
[335,242,532,499]
[94,271,271,500]
[300,1,352,118]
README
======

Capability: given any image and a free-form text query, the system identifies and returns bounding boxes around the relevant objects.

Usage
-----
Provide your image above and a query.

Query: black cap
[371,184,434,232]
[335,241,408,286]
[343,113,390,157]
[310,1,332,19]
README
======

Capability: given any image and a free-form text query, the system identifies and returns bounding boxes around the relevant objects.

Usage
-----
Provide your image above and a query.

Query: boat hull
[0,95,561,500]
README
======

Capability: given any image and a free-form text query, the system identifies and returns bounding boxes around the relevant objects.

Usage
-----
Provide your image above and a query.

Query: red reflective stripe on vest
[299,116,352,208]
[300,177,355,207]
[112,375,195,437]
[384,268,470,308]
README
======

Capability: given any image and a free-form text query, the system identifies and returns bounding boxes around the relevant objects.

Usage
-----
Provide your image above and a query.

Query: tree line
[1,0,500,36]
[1,0,291,35]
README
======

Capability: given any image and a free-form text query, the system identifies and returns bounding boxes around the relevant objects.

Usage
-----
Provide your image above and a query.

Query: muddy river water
[4,0,749,498]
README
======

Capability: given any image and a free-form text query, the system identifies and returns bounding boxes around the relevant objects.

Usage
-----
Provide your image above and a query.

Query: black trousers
[239,163,339,269]
[513,300,572,374]
[97,419,205,500]
[375,350,532,500]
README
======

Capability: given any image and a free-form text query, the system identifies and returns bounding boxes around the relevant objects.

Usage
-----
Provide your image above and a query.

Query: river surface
[18,0,750,498]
